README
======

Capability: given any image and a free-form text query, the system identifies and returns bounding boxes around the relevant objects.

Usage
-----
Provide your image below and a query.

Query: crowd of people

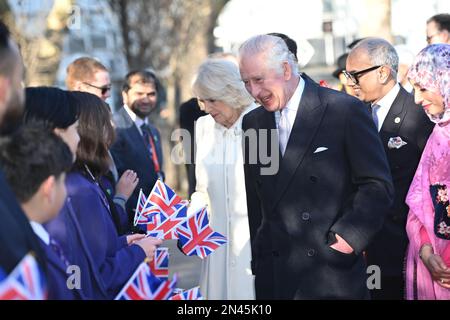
[0,12,449,300]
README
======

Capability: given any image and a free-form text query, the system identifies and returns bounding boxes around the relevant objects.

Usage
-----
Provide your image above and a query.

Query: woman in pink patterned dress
[405,44,450,299]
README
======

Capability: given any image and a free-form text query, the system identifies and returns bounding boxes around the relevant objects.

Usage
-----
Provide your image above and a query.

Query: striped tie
[50,238,70,269]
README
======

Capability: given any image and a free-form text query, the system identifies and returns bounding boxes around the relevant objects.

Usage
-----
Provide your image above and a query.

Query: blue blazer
[46,197,107,299]
[38,238,84,300]
[45,172,146,299]
[99,175,129,233]
[0,170,46,274]
[110,107,164,222]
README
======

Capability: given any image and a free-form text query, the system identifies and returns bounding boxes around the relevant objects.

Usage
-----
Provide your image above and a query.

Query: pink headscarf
[405,44,450,300]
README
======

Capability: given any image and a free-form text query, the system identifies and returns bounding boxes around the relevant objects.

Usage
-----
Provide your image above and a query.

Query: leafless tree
[360,0,393,42]
[1,0,74,86]
[109,0,229,192]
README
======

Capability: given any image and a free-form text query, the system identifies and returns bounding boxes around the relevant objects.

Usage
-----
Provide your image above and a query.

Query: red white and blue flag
[115,262,177,300]
[176,207,227,259]
[147,180,183,216]
[0,254,47,300]
[133,189,149,226]
[148,247,169,280]
[137,180,187,234]
[146,202,188,239]
[170,286,204,300]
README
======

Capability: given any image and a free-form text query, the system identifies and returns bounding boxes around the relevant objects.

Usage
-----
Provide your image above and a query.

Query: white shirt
[30,221,50,245]
[275,77,305,141]
[372,83,400,132]
[123,104,148,136]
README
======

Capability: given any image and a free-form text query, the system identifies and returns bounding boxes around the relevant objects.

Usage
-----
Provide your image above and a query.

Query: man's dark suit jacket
[242,74,394,299]
[179,98,207,197]
[0,169,46,274]
[366,87,434,278]
[110,107,164,225]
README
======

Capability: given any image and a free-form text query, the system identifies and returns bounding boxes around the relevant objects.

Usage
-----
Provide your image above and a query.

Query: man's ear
[378,66,391,84]
[121,91,128,105]
[283,61,292,81]
[443,30,450,43]
[73,80,84,91]
[0,76,11,112]
[39,175,56,204]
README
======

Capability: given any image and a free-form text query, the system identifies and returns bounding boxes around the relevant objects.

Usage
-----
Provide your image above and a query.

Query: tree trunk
[4,0,74,86]
[360,0,393,43]
[207,0,230,54]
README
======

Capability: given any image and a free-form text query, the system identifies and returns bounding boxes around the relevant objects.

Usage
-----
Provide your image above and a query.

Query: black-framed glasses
[342,65,382,86]
[82,82,111,95]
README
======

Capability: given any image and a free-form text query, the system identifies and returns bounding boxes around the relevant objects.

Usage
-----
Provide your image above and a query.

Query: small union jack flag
[176,207,227,259]
[146,202,188,239]
[170,286,204,300]
[136,180,187,233]
[0,254,47,300]
[147,180,183,216]
[133,189,148,226]
[148,247,169,280]
[115,262,177,300]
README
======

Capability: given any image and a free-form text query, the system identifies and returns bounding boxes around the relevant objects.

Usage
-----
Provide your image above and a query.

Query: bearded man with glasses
[346,37,434,300]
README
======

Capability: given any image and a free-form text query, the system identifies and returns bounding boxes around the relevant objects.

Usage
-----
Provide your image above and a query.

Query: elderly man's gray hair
[352,37,399,77]
[239,34,299,77]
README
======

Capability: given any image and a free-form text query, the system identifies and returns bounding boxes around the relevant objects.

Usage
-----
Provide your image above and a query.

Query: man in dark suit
[110,70,164,225]
[345,38,434,300]
[239,34,394,299]
[0,21,46,274]
[179,97,207,197]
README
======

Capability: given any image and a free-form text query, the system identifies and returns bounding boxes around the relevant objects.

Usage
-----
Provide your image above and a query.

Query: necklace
[84,164,98,186]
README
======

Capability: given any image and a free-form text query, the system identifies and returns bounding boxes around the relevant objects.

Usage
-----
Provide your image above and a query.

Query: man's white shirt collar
[276,77,305,129]
[285,76,305,113]
[124,104,148,135]
[372,83,400,131]
[30,221,50,245]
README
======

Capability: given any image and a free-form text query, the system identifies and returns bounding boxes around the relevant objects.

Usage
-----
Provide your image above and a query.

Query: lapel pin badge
[394,117,401,124]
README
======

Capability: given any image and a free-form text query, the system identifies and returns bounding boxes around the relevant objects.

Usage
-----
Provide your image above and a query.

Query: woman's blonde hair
[192,58,253,111]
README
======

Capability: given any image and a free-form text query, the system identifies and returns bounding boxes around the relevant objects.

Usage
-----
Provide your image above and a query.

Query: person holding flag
[190,58,256,300]
[0,124,81,299]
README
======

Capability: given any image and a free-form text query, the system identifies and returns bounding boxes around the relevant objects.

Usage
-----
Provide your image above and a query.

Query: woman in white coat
[190,58,256,300]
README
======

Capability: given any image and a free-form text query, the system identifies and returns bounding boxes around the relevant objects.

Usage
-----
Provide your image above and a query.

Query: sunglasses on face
[83,82,111,95]
[342,65,382,86]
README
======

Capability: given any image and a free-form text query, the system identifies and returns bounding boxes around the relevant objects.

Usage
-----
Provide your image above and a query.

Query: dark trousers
[185,163,196,198]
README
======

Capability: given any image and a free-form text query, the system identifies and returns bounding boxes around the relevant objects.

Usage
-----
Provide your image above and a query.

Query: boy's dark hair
[0,122,73,203]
